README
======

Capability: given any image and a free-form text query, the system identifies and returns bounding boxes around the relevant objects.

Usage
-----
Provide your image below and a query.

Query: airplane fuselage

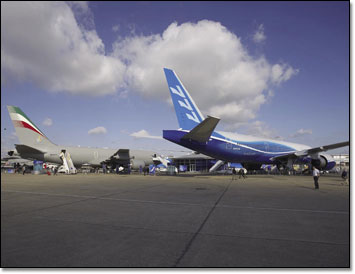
[17,144,155,167]
[162,68,344,171]
[163,129,336,169]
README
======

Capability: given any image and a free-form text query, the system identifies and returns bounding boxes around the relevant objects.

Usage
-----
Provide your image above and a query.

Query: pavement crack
[173,180,233,267]
[3,197,94,218]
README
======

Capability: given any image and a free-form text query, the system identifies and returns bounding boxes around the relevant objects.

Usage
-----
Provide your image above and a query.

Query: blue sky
[1,1,349,157]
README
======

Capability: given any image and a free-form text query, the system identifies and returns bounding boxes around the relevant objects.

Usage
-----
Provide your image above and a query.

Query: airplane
[162,68,349,172]
[7,106,167,172]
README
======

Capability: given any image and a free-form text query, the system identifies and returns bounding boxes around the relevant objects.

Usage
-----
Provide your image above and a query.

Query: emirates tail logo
[37,135,43,143]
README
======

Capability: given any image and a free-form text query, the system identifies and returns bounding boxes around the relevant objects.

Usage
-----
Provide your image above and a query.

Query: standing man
[312,166,320,189]
[239,168,246,179]
[232,168,237,181]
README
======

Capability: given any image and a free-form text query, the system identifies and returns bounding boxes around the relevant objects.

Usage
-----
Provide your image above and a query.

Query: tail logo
[170,85,200,123]
[37,135,43,143]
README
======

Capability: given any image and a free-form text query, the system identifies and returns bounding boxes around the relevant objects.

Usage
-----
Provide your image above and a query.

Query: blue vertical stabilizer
[164,68,205,130]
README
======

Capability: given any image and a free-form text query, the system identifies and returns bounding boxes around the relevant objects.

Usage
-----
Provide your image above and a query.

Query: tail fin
[7,106,56,149]
[164,68,204,130]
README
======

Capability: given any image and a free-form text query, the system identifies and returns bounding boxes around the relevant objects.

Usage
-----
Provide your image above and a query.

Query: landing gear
[276,164,293,175]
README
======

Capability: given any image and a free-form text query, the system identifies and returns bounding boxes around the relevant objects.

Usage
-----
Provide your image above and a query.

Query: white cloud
[88,126,107,135]
[253,24,266,43]
[130,130,162,139]
[242,120,282,139]
[289,129,312,138]
[112,25,120,32]
[113,20,298,126]
[42,118,53,127]
[1,1,125,96]
[271,64,299,85]
[67,1,94,30]
[2,3,299,129]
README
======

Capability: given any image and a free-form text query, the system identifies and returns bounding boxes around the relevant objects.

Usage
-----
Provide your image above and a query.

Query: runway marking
[2,190,97,199]
[1,186,155,218]
[32,215,348,247]
[217,205,349,215]
[198,231,349,247]
[2,190,213,209]
[2,190,349,215]
[3,188,349,258]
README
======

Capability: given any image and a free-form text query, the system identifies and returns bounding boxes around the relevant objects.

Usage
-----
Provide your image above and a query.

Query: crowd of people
[7,162,350,189]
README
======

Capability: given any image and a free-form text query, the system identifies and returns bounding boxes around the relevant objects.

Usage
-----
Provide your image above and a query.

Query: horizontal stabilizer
[15,144,44,155]
[182,116,220,143]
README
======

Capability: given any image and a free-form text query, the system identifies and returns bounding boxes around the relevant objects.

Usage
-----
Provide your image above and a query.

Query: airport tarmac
[1,173,349,267]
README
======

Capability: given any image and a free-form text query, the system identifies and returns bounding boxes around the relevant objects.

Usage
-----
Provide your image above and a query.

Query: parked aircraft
[162,68,349,171]
[7,106,167,172]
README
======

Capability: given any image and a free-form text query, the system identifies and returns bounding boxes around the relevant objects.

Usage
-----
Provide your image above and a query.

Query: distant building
[171,153,350,173]
[172,154,215,172]
[171,153,241,173]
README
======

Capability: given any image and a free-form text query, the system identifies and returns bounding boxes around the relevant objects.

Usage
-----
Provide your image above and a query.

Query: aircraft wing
[271,141,349,162]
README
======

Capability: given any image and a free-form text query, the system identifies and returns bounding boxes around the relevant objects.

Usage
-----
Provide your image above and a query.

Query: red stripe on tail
[13,120,44,137]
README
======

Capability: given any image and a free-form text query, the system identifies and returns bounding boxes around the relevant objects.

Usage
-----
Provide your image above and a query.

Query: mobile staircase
[59,150,77,174]
[209,160,225,173]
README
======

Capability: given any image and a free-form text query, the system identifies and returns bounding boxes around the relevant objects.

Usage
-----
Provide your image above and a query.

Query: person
[22,165,26,175]
[341,169,348,185]
[54,167,58,175]
[341,169,347,179]
[239,168,246,179]
[232,167,237,181]
[312,166,320,189]
[15,163,20,173]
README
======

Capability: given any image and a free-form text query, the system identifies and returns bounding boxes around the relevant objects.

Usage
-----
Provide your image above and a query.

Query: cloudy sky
[1,1,349,157]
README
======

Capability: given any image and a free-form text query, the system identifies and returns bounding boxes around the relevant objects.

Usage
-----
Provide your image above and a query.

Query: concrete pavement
[1,173,349,267]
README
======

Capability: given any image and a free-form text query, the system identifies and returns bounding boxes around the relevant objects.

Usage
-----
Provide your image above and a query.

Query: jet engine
[311,153,336,170]
[130,159,146,170]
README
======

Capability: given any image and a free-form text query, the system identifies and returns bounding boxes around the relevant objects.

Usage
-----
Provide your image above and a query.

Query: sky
[1,1,350,157]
